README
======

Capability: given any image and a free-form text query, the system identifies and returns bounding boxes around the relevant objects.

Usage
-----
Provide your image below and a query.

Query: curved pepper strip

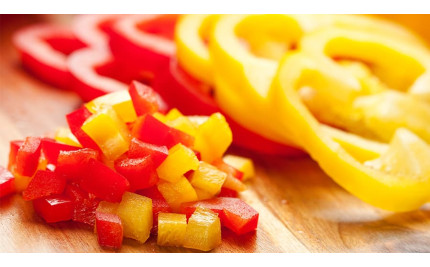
[298,28,430,143]
[13,23,86,89]
[109,14,179,81]
[269,53,430,212]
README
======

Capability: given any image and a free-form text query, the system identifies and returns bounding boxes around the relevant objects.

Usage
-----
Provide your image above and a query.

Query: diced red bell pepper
[15,137,42,177]
[137,185,165,200]
[66,106,101,150]
[132,114,194,149]
[0,166,15,198]
[23,170,66,201]
[65,183,100,226]
[56,148,100,180]
[73,14,123,48]
[95,211,123,250]
[128,80,159,116]
[217,187,238,198]
[128,138,168,167]
[8,140,24,171]
[151,198,172,234]
[180,197,259,235]
[13,24,86,89]
[79,158,129,202]
[212,159,244,181]
[114,156,159,192]
[41,138,80,165]
[153,59,305,156]
[33,195,73,223]
[108,14,178,80]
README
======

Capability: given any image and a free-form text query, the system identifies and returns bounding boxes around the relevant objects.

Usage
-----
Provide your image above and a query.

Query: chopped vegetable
[157,213,187,247]
[95,212,123,249]
[33,195,74,223]
[0,166,15,198]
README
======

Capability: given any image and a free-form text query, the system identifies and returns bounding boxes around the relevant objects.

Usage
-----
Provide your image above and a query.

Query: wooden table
[1,15,429,253]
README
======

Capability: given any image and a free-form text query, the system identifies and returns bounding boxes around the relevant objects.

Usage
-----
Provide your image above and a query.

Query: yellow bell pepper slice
[183,207,221,251]
[81,106,130,160]
[157,213,187,247]
[54,127,82,147]
[189,161,226,196]
[85,90,137,123]
[157,177,198,212]
[269,53,430,211]
[156,143,199,183]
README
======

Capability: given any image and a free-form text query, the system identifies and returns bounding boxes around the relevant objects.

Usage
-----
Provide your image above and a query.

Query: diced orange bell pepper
[81,106,130,160]
[183,207,221,251]
[189,161,226,197]
[157,212,187,247]
[156,143,199,183]
[117,192,153,243]
[194,113,232,163]
[157,177,198,212]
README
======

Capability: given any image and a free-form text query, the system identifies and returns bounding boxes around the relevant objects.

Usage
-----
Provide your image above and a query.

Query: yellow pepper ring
[175,14,219,85]
[270,53,430,212]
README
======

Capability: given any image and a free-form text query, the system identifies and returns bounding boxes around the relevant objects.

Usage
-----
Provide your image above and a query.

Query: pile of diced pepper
[0,81,258,251]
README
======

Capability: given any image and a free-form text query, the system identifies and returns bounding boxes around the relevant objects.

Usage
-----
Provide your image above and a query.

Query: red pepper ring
[13,23,86,89]
[72,14,124,48]
[108,14,179,81]
[153,58,305,156]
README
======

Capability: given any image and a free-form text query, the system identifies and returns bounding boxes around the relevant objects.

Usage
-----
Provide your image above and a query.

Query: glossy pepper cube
[117,192,153,243]
[114,156,159,192]
[79,158,129,202]
[65,184,100,226]
[33,195,73,223]
[86,90,137,123]
[183,207,221,251]
[8,140,23,171]
[95,212,123,250]
[128,80,159,116]
[81,107,130,160]
[223,155,255,181]
[157,213,187,247]
[66,106,100,150]
[156,143,199,183]
[40,138,80,165]
[54,127,81,147]
[23,170,66,201]
[15,137,42,177]
[165,109,197,137]
[128,138,168,167]
[0,166,15,198]
[157,177,198,212]
[189,161,227,197]
[180,197,259,235]
[194,113,232,163]
[56,148,100,180]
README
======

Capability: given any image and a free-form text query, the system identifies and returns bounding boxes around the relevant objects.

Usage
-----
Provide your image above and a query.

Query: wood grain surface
[0,15,429,253]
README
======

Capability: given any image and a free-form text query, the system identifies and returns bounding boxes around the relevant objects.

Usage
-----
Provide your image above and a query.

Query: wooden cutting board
[0,15,429,253]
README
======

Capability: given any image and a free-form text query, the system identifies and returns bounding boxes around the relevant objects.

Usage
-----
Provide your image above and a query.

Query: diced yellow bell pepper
[153,112,168,124]
[194,188,214,201]
[194,113,232,163]
[165,108,184,121]
[183,207,221,251]
[189,161,226,196]
[117,192,152,243]
[157,177,198,212]
[85,90,137,123]
[156,144,199,183]
[54,127,82,147]
[81,107,130,160]
[223,155,255,181]
[157,213,187,247]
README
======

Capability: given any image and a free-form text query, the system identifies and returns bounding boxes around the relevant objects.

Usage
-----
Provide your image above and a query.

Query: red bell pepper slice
[95,211,123,249]
[128,138,168,167]
[128,80,160,116]
[15,137,42,177]
[108,14,178,80]
[180,197,259,235]
[8,140,24,171]
[23,170,66,201]
[41,138,80,165]
[114,156,159,192]
[151,198,172,234]
[79,158,129,202]
[13,24,86,89]
[217,187,238,198]
[0,166,15,198]
[33,195,73,223]
[132,114,194,149]
[56,148,100,180]
[66,106,100,150]
[65,183,100,226]
[73,14,123,48]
